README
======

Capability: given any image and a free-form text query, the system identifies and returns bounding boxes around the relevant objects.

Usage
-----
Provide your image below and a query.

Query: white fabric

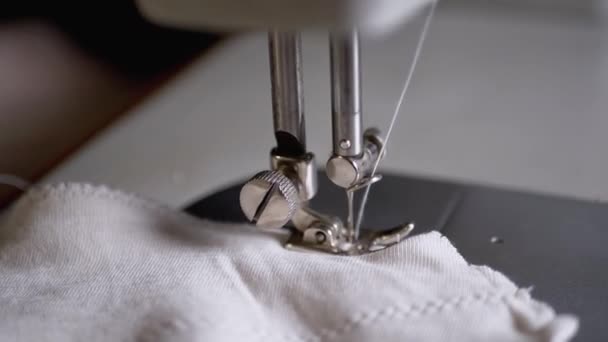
[0,183,578,342]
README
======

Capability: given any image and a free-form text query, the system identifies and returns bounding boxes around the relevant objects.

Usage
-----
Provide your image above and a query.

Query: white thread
[0,174,30,191]
[355,0,439,233]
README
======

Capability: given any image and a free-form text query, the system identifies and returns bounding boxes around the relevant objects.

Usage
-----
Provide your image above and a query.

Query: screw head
[339,139,352,150]
[314,231,327,244]
[239,171,300,229]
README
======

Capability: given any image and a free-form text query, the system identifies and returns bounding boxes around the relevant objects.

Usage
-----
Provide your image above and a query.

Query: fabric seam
[269,290,513,342]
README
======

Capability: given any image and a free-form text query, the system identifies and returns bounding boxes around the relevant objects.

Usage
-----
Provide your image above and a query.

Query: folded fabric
[0,183,578,342]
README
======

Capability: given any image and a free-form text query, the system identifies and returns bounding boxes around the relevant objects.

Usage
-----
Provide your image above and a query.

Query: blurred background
[0,1,221,207]
[0,0,607,208]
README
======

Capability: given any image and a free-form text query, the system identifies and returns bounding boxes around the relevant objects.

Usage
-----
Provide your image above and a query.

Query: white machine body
[136,0,431,34]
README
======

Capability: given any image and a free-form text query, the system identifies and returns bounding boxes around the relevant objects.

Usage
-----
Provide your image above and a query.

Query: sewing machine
[137,0,437,255]
[128,1,607,339]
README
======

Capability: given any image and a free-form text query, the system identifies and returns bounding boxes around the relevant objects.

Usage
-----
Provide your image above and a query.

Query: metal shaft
[269,31,305,156]
[330,30,362,157]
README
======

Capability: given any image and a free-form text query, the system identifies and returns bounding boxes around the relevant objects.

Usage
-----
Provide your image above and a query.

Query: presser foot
[286,207,415,255]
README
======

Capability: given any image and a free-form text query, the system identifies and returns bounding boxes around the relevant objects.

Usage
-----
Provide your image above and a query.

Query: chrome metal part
[344,173,384,242]
[347,174,383,192]
[286,221,416,255]
[271,149,317,201]
[291,207,340,233]
[269,31,306,155]
[326,128,385,188]
[239,29,414,257]
[240,170,300,229]
[368,223,415,251]
[239,32,316,232]
[339,139,351,150]
[326,156,359,188]
[330,30,362,157]
[286,201,415,256]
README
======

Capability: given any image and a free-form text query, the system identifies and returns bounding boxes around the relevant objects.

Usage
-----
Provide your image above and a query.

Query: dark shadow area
[1,1,223,80]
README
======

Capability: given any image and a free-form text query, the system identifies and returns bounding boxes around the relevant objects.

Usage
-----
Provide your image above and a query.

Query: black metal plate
[185,173,464,235]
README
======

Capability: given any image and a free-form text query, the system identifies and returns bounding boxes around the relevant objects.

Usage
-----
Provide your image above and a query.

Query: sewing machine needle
[346,190,355,241]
